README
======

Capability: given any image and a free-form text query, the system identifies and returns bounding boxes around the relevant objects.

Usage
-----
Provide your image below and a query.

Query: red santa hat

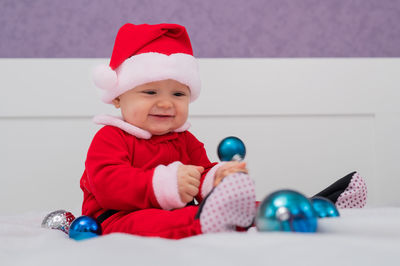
[93,23,201,103]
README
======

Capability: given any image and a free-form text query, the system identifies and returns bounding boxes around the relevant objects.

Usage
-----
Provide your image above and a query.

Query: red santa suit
[83,23,245,239]
[80,115,221,239]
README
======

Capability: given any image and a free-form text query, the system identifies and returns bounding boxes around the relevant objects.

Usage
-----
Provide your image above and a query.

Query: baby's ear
[112,98,121,108]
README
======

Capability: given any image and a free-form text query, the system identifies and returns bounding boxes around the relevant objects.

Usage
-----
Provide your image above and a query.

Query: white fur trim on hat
[93,52,201,104]
[93,64,118,91]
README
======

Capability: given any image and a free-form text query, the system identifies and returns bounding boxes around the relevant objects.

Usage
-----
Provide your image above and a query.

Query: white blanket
[1,208,400,266]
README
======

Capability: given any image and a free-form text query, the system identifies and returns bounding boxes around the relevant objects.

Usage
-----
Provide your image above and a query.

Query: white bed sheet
[1,208,400,266]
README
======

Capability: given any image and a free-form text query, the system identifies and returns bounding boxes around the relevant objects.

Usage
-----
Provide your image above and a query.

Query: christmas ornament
[311,196,340,218]
[41,210,75,234]
[68,215,102,241]
[256,189,318,233]
[217,136,246,161]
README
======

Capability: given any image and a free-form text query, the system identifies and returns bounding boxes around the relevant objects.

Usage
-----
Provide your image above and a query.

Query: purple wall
[1,0,400,57]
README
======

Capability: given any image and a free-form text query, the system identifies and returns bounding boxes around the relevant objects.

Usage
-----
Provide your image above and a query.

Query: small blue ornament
[256,189,318,233]
[311,197,340,218]
[217,136,246,161]
[68,216,102,241]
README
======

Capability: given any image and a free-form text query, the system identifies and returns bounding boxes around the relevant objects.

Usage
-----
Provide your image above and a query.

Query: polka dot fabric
[336,172,367,208]
[200,172,256,233]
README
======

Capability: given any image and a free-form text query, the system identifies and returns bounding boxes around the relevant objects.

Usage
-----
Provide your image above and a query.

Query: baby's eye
[173,92,186,97]
[143,90,156,95]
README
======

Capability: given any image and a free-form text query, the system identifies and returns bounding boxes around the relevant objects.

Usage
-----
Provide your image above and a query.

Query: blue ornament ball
[217,136,246,161]
[256,189,318,233]
[68,216,102,241]
[311,197,340,218]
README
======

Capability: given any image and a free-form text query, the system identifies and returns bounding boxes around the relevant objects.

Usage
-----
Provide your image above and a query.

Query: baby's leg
[197,172,256,233]
[312,171,367,208]
[101,206,201,239]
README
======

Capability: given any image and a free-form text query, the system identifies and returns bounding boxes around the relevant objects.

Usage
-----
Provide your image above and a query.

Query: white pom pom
[92,64,118,90]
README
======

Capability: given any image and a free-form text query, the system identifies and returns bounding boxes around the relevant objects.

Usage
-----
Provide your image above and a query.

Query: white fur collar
[93,114,191,139]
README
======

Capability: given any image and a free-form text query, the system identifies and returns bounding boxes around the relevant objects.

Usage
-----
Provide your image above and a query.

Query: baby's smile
[149,113,175,118]
[148,114,176,122]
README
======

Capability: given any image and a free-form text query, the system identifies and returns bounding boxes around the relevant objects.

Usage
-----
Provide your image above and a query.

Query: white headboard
[1,58,399,214]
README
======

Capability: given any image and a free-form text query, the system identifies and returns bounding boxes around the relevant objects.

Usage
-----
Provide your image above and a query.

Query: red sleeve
[85,126,160,211]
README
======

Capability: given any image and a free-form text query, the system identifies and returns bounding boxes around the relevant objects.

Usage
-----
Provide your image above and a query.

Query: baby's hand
[177,165,204,203]
[214,161,248,187]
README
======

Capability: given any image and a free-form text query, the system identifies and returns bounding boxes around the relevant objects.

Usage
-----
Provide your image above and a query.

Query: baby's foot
[336,172,367,208]
[313,171,367,209]
[197,172,256,233]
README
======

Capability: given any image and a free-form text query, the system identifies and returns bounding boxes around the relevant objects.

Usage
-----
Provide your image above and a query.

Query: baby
[80,23,367,239]
[80,23,256,239]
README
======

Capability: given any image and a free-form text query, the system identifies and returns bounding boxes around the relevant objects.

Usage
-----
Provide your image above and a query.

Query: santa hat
[93,23,201,103]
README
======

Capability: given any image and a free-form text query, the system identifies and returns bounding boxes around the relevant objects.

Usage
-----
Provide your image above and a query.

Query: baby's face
[112,79,190,135]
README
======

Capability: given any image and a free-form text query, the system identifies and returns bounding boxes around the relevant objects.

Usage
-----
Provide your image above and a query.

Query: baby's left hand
[214,161,248,187]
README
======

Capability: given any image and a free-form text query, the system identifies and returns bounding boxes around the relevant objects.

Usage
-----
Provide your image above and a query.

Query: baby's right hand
[177,165,204,203]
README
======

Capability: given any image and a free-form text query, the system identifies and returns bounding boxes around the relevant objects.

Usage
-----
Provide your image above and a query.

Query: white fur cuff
[200,162,226,199]
[153,161,186,210]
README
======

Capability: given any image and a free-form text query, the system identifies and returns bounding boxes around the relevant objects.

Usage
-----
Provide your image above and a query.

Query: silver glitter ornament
[41,210,76,234]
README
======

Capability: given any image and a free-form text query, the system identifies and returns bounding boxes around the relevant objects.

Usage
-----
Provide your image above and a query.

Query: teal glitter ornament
[217,136,246,161]
[311,196,340,218]
[256,189,318,233]
[68,216,102,241]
